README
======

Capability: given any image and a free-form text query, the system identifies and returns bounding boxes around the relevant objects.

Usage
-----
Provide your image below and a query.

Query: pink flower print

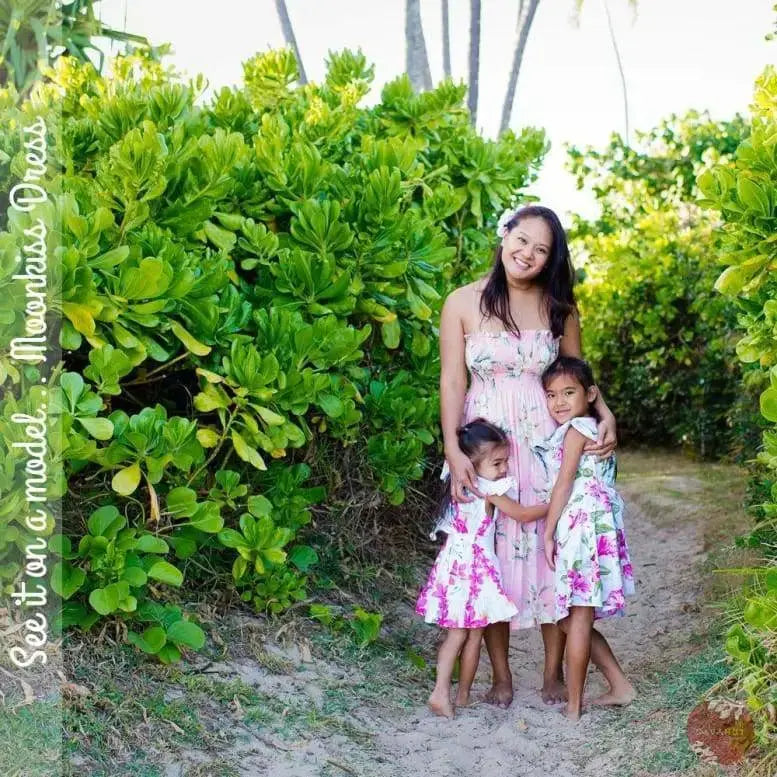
[586,480,612,510]
[596,534,617,557]
[568,509,588,531]
[567,568,591,595]
[603,588,625,612]
[451,505,468,534]
[450,560,467,579]
[622,563,633,580]
[616,529,629,560]
[556,593,569,612]
[589,557,601,583]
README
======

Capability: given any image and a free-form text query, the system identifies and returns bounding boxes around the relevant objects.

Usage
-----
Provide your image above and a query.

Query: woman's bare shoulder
[444,279,487,309]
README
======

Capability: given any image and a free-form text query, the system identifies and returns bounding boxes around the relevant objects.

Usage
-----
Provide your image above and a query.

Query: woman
[439,204,617,706]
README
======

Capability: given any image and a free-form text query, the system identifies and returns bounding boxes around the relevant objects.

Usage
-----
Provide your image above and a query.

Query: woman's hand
[446,448,482,502]
[584,413,617,459]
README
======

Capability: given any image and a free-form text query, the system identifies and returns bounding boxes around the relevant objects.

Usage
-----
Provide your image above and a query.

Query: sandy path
[164,455,729,777]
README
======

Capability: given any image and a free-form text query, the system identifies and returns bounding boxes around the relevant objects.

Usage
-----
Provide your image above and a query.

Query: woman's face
[500,216,553,284]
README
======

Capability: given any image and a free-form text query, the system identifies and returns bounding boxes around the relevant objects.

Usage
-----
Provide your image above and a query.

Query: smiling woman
[437,204,618,707]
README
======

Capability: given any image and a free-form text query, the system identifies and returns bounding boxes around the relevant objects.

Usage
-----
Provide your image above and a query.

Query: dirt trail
[150,451,745,777]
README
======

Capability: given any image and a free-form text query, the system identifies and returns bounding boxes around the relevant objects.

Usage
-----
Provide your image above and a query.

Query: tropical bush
[0,48,546,657]
[698,66,777,756]
[568,113,757,457]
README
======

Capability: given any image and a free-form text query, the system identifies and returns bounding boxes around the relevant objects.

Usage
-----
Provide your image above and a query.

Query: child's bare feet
[484,680,513,708]
[454,690,471,707]
[561,704,582,722]
[541,679,568,704]
[590,682,636,707]
[428,690,454,719]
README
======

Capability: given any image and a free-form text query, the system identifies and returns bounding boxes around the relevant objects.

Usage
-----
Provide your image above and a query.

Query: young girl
[416,419,546,719]
[537,356,636,720]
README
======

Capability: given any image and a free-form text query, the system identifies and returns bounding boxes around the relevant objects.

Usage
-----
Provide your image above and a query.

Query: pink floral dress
[416,476,519,628]
[534,416,635,620]
[463,330,560,628]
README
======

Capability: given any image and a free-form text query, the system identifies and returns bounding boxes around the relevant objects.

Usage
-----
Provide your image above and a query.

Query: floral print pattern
[534,416,635,621]
[416,476,518,628]
[463,330,560,627]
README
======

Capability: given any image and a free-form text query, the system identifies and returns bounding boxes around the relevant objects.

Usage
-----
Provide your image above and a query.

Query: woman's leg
[429,628,468,718]
[589,627,636,705]
[562,607,594,720]
[455,628,484,707]
[540,622,567,703]
[483,621,513,707]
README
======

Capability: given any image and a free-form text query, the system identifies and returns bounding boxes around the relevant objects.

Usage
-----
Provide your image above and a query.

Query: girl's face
[500,216,553,284]
[544,373,597,424]
[474,442,510,480]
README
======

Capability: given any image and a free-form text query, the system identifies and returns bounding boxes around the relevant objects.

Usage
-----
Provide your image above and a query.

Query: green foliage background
[0,48,546,656]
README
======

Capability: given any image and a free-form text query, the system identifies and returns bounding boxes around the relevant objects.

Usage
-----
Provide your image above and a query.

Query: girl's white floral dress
[534,416,635,621]
[416,476,519,629]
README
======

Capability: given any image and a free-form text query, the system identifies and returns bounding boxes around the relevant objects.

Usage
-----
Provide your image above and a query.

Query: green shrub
[698,65,777,751]
[569,113,753,456]
[0,48,546,658]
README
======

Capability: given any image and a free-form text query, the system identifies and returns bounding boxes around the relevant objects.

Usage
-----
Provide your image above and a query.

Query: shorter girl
[416,419,546,718]
[537,356,636,720]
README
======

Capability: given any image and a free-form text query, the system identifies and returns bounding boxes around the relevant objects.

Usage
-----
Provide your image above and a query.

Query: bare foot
[590,684,636,707]
[484,681,513,708]
[428,690,454,719]
[561,705,582,722]
[541,678,568,704]
[454,691,471,707]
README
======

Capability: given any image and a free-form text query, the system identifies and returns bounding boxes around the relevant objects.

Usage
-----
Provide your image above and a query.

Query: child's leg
[540,623,567,703]
[589,627,636,705]
[429,628,468,718]
[562,606,594,720]
[483,621,513,707]
[455,627,484,707]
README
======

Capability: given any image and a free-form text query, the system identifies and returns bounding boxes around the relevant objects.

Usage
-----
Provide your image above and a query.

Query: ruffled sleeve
[569,416,599,443]
[477,476,516,496]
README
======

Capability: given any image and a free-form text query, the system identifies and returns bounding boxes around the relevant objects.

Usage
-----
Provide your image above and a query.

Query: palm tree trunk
[441,0,452,79]
[602,0,630,143]
[467,0,481,126]
[274,0,307,84]
[406,0,433,91]
[499,0,540,134]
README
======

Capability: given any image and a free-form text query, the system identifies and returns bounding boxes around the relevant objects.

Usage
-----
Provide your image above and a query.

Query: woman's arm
[486,495,547,523]
[559,311,617,457]
[543,428,587,569]
[439,288,481,500]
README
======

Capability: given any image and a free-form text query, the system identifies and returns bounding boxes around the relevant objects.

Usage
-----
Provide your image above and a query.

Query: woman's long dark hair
[480,205,575,337]
[437,418,509,522]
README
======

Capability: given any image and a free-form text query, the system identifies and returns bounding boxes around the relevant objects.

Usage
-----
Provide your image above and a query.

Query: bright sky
[96,0,775,222]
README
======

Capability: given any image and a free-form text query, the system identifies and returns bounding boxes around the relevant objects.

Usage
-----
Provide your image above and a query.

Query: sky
[95,0,775,222]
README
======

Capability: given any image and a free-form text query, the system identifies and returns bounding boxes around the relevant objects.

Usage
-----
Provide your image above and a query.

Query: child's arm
[543,427,588,570]
[486,495,547,523]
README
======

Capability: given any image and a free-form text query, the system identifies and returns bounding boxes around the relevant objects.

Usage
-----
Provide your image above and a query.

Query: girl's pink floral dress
[416,476,518,628]
[535,416,635,621]
[463,330,560,628]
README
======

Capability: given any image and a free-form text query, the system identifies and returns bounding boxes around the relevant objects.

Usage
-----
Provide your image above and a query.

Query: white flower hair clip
[496,207,519,239]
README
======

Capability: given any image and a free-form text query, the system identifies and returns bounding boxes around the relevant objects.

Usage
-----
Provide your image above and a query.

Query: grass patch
[0,699,60,777]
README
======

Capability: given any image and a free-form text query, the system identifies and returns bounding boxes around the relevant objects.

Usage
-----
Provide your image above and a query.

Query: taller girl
[439,205,617,705]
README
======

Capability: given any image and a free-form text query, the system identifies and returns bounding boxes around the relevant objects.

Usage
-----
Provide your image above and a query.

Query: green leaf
[381,319,401,349]
[89,586,119,615]
[232,430,267,470]
[147,561,184,587]
[78,417,115,440]
[170,320,212,356]
[166,487,198,518]
[135,534,169,554]
[112,463,142,495]
[760,387,777,422]
[167,620,206,650]
[247,495,272,517]
[122,566,148,587]
[289,545,318,572]
[51,561,86,600]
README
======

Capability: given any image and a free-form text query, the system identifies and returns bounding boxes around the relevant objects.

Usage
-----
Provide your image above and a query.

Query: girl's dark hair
[541,356,600,420]
[480,205,575,338]
[437,418,509,522]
